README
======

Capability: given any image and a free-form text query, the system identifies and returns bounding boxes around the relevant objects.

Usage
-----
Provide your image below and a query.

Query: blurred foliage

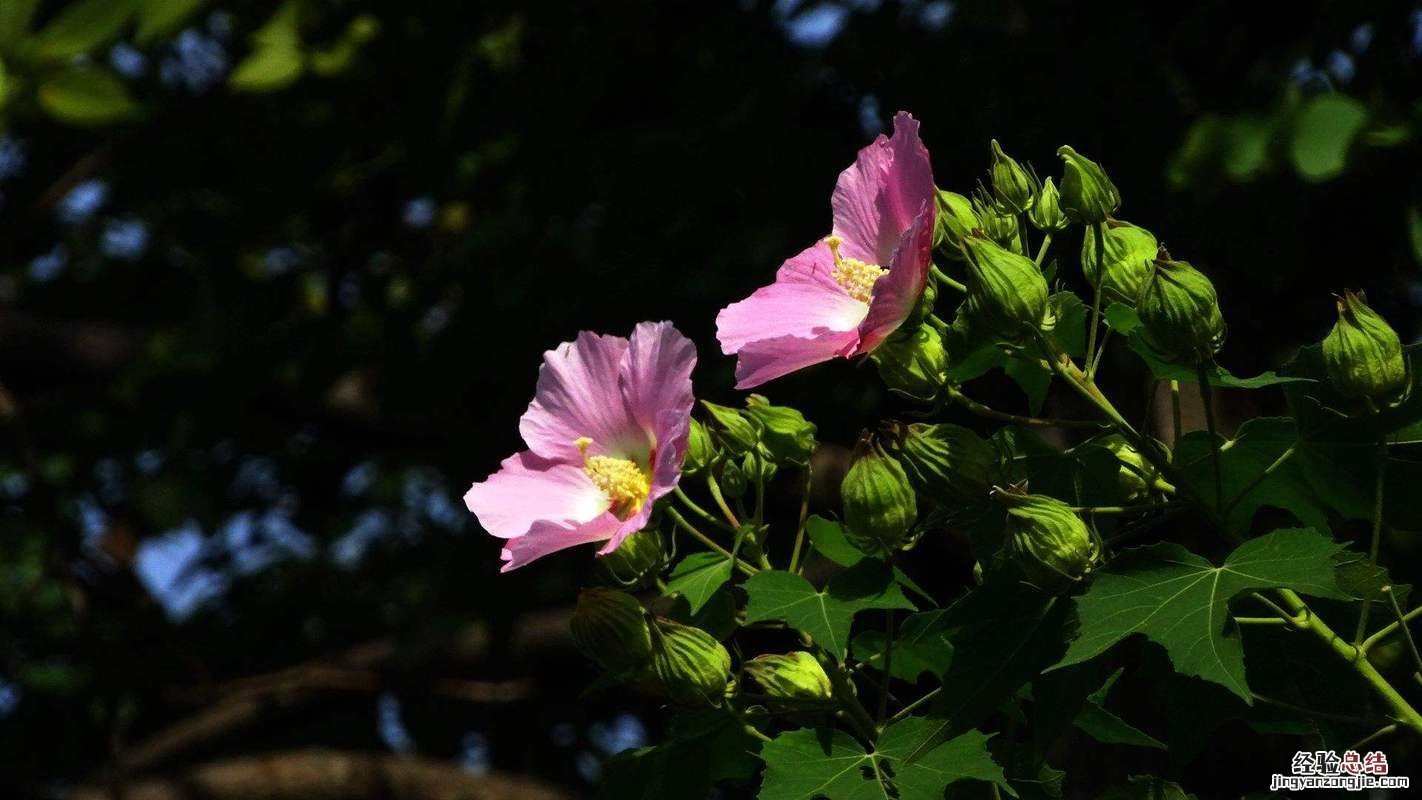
[0,0,1418,797]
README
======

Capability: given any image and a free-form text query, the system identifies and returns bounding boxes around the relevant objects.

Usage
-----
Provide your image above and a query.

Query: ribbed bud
[744,395,817,465]
[935,190,979,254]
[742,450,777,484]
[870,327,949,401]
[1081,220,1157,305]
[892,422,1000,504]
[994,487,1099,593]
[1322,290,1408,404]
[1097,434,1173,500]
[648,617,732,705]
[1138,257,1225,364]
[971,190,1022,253]
[742,651,832,701]
[1028,176,1069,233]
[570,588,653,673]
[683,418,716,477]
[990,139,1039,214]
[600,528,670,585]
[1056,146,1120,225]
[719,456,748,499]
[701,401,759,455]
[841,435,918,554]
[962,235,1054,340]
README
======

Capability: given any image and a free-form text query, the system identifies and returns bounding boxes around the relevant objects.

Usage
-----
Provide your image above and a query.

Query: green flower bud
[989,139,1039,214]
[891,422,1000,503]
[649,617,732,705]
[1081,220,1157,305]
[904,277,938,329]
[1097,434,1174,500]
[1137,257,1226,364]
[841,436,918,554]
[1056,146,1120,225]
[962,236,1055,340]
[570,588,653,673]
[719,457,748,499]
[600,528,670,585]
[744,395,817,465]
[701,400,759,455]
[742,651,832,701]
[1322,290,1408,404]
[935,190,980,254]
[742,449,777,484]
[1028,176,1069,233]
[994,487,1099,593]
[870,326,949,401]
[683,418,716,477]
[971,190,1022,253]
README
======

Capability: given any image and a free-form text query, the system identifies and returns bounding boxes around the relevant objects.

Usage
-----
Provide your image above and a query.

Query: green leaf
[995,427,1124,508]
[34,0,137,59]
[851,609,954,681]
[135,0,208,45]
[37,67,140,125]
[758,721,1014,800]
[0,0,40,46]
[806,515,864,568]
[1072,669,1165,750]
[902,578,1072,762]
[1054,528,1350,701]
[601,711,760,799]
[1099,775,1193,800]
[666,552,733,615]
[743,560,914,660]
[1047,291,1088,359]
[1104,304,1309,389]
[1290,94,1369,182]
[229,45,304,92]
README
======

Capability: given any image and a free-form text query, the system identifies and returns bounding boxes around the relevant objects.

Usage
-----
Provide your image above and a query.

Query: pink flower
[464,322,696,571]
[716,111,936,388]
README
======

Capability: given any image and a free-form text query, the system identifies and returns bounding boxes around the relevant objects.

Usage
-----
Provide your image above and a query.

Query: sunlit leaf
[1290,94,1369,182]
[743,560,914,660]
[38,67,140,125]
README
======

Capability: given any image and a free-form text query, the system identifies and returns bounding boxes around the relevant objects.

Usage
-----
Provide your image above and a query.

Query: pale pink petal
[620,322,697,445]
[501,515,622,572]
[830,111,935,266]
[464,451,609,539]
[857,200,935,352]
[519,331,641,462]
[648,411,689,499]
[717,243,867,356]
[730,328,861,389]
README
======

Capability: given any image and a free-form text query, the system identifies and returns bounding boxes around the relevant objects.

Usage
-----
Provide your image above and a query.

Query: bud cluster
[993,487,1100,593]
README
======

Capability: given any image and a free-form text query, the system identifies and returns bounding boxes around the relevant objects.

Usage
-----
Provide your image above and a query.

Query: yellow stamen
[825,236,887,305]
[577,438,651,519]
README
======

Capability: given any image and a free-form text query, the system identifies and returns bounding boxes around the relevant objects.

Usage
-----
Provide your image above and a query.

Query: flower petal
[857,199,935,352]
[716,243,868,356]
[620,321,697,445]
[830,111,935,266]
[500,515,622,572]
[520,331,642,462]
[464,451,608,539]
[729,327,861,389]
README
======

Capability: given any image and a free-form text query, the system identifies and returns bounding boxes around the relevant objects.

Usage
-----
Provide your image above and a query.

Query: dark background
[1,0,1420,797]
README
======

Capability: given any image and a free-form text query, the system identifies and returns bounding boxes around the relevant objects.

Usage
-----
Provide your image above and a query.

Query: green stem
[674,487,738,535]
[789,465,813,575]
[1277,589,1422,735]
[1363,603,1422,653]
[1354,453,1387,645]
[1251,692,1380,726]
[1233,616,1291,626]
[815,650,878,744]
[1033,233,1053,267]
[664,507,757,576]
[1084,223,1106,378]
[727,705,775,743]
[1196,362,1223,514]
[1384,587,1422,677]
[1070,502,1179,515]
[930,264,967,293]
[1169,380,1182,445]
[1349,723,1399,752]
[887,687,941,724]
[1221,445,1297,519]
[1249,591,1305,627]
[706,475,742,528]
[945,385,1106,430]
[1017,213,1031,258]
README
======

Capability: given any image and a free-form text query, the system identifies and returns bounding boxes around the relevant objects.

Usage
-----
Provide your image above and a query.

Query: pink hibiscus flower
[464,322,696,572]
[715,111,936,388]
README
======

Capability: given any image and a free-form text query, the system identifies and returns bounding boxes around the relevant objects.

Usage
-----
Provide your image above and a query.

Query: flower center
[577,437,651,519]
[826,235,887,305]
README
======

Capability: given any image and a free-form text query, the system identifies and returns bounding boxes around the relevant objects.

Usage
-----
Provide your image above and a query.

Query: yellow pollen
[577,438,651,519]
[825,236,887,305]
